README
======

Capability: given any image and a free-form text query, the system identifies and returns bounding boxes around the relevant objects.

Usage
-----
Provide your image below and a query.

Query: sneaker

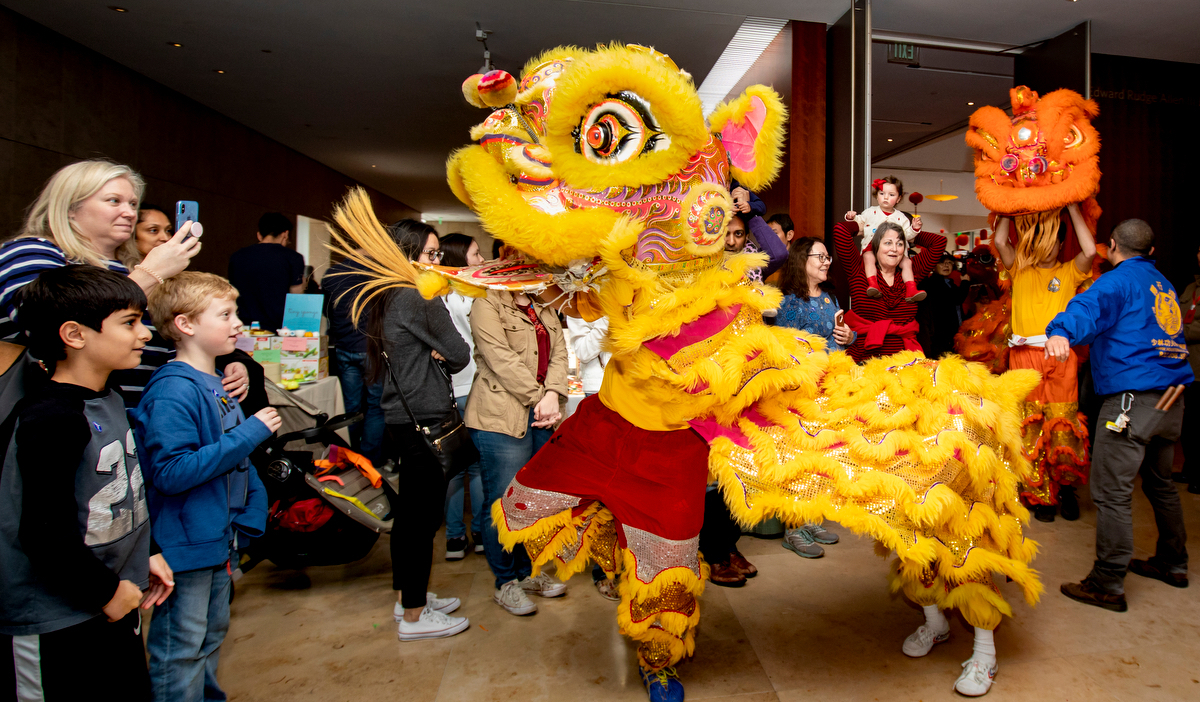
[1060,579,1127,612]
[640,666,684,702]
[1033,505,1056,523]
[472,531,484,553]
[953,656,997,697]
[805,523,839,545]
[902,623,950,657]
[1058,487,1080,522]
[392,593,461,622]
[1129,558,1188,588]
[445,536,467,561]
[519,572,567,598]
[494,579,538,615]
[783,527,825,559]
[594,577,621,602]
[397,604,469,641]
[708,559,746,587]
[728,549,758,578]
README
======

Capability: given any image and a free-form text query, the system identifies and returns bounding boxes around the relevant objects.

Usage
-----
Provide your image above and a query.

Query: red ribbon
[844,310,922,353]
[872,178,888,192]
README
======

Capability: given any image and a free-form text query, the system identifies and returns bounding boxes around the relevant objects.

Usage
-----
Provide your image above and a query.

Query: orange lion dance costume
[963,86,1101,512]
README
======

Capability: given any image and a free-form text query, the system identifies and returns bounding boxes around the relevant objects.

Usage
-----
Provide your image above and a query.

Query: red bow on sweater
[843,310,923,353]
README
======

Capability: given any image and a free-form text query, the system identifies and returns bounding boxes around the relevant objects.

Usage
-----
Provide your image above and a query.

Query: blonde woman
[0,160,250,407]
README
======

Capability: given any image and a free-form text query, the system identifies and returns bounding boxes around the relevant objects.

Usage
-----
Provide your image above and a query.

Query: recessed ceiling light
[168,42,183,48]
[371,165,377,168]
[887,138,893,142]
[213,69,225,74]
[108,6,129,12]
[967,101,975,106]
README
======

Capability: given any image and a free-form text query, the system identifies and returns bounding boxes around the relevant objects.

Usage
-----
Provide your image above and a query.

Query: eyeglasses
[807,253,832,263]
[422,249,445,261]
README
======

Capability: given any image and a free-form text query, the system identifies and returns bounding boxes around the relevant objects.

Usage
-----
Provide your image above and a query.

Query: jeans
[385,423,447,609]
[471,408,554,589]
[445,395,484,540]
[334,349,385,464]
[1088,391,1189,593]
[147,565,232,702]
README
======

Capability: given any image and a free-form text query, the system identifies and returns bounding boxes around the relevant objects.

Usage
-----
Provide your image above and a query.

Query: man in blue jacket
[1045,219,1192,612]
[135,272,282,701]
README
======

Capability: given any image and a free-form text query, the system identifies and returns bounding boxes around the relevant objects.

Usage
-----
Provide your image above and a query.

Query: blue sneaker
[640,666,684,702]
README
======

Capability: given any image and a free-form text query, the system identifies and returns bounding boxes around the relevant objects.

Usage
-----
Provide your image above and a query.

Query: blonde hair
[17,160,146,268]
[148,271,238,342]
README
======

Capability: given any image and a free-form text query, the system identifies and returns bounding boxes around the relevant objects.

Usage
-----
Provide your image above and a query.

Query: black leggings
[698,488,741,562]
[385,423,447,610]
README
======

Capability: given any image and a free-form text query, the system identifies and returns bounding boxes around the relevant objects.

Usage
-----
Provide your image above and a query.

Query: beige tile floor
[219,483,1200,701]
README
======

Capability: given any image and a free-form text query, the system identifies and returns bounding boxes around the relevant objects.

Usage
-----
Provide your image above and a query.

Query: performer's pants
[1087,391,1188,594]
[698,487,741,562]
[491,396,711,671]
[1008,346,1089,505]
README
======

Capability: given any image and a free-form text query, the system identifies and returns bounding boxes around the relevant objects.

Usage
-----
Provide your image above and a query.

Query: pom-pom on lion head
[966,86,1100,217]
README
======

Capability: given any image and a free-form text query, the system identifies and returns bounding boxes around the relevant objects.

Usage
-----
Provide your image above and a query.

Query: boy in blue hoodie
[134,272,281,702]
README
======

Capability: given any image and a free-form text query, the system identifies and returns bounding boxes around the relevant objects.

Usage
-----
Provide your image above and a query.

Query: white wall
[294,215,331,280]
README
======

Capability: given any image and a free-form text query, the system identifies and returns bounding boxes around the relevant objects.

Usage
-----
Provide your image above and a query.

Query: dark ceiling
[3,0,1197,218]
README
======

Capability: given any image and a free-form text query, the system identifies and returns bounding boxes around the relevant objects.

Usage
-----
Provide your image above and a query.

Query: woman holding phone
[117,203,174,267]
[0,160,251,406]
[773,237,855,559]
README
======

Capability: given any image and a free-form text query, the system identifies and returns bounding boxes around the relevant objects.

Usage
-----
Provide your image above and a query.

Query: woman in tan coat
[467,289,570,616]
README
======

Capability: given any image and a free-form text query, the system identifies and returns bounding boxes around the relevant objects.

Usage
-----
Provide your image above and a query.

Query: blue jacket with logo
[1045,256,1193,396]
[133,362,272,572]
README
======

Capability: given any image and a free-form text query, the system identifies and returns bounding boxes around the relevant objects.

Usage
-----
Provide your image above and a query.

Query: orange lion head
[966,86,1100,217]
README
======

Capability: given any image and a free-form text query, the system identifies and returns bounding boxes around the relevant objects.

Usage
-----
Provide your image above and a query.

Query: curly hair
[872,175,904,200]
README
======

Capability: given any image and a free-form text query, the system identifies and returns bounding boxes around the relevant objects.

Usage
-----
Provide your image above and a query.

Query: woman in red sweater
[832,220,946,362]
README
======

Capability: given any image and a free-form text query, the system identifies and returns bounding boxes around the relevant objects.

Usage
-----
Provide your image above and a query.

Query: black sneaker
[472,531,484,553]
[1033,505,1056,523]
[445,537,467,561]
[1059,487,1080,521]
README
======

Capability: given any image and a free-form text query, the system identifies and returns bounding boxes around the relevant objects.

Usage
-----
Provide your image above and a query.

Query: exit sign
[888,43,920,66]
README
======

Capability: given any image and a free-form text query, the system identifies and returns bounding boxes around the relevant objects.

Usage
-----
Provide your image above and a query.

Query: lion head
[448,44,786,268]
[966,86,1100,217]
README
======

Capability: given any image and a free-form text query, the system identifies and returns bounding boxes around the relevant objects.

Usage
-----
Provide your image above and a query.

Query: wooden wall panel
[790,20,826,240]
[0,7,416,275]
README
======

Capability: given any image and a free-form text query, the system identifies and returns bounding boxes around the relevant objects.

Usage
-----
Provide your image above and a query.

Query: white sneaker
[393,593,460,621]
[494,579,538,615]
[519,572,567,598]
[954,656,997,697]
[902,623,950,657]
[396,605,469,641]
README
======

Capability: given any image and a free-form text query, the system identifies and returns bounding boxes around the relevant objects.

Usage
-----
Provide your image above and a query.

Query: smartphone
[175,200,199,238]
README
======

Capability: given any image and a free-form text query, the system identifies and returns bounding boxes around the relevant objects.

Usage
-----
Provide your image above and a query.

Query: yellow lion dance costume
[330,46,1041,699]
[960,86,1101,512]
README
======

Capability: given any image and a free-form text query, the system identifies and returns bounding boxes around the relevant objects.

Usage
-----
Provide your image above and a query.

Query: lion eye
[1063,125,1084,149]
[575,91,669,164]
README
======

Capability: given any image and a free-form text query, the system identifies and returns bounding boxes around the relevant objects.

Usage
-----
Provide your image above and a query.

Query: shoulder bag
[381,351,477,481]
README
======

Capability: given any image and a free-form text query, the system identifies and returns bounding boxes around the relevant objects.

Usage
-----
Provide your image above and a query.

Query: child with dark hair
[0,265,174,701]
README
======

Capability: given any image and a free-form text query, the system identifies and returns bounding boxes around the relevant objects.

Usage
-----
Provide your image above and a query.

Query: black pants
[698,488,740,563]
[1,611,149,702]
[1087,391,1189,593]
[385,423,447,610]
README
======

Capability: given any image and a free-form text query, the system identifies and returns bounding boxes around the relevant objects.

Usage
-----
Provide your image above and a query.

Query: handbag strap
[381,351,422,430]
[381,351,462,433]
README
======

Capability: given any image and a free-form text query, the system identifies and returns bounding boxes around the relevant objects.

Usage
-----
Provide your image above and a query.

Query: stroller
[241,381,396,572]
